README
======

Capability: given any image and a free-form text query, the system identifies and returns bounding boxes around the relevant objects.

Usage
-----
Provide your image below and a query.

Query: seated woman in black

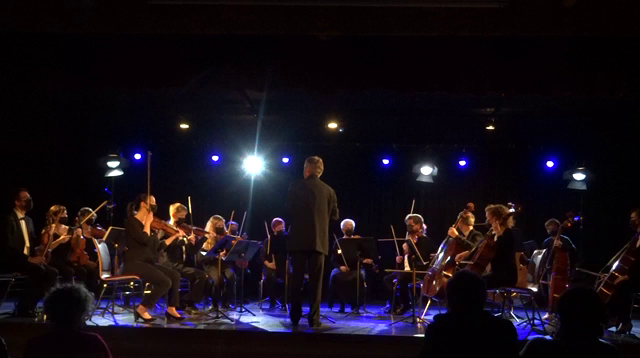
[201,215,237,309]
[482,204,518,289]
[122,194,185,322]
[42,205,99,294]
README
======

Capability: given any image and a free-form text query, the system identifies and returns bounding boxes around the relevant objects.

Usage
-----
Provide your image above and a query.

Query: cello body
[465,231,498,276]
[422,236,465,298]
[597,235,639,303]
[547,248,570,310]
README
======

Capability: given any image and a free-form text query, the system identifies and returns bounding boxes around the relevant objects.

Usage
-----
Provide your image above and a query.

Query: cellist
[607,208,640,334]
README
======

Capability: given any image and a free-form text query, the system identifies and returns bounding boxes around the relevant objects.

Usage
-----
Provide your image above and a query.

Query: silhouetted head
[446,270,487,313]
[556,286,608,340]
[44,283,94,329]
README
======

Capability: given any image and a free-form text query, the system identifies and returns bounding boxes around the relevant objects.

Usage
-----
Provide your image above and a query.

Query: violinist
[159,203,208,313]
[122,194,184,322]
[43,205,100,295]
[606,208,640,334]
[328,219,370,313]
[202,215,237,310]
[76,207,104,263]
[383,214,438,315]
[478,204,518,289]
[260,217,288,310]
[0,188,57,318]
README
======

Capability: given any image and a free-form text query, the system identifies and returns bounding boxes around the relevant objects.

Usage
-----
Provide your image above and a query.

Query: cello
[596,232,640,303]
[540,215,575,311]
[463,212,516,276]
[422,204,474,298]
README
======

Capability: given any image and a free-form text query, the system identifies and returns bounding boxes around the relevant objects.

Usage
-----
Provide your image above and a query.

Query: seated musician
[0,188,57,318]
[76,207,101,263]
[383,214,438,315]
[158,203,208,313]
[328,219,373,313]
[261,217,288,310]
[447,211,483,252]
[123,194,185,322]
[481,204,518,289]
[606,208,640,334]
[420,270,518,358]
[44,205,100,296]
[540,218,577,320]
[202,215,237,310]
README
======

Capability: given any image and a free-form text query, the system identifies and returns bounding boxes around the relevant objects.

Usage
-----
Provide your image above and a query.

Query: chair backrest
[92,238,111,279]
[529,249,546,283]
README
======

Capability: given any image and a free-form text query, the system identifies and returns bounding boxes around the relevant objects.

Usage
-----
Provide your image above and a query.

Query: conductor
[287,156,339,328]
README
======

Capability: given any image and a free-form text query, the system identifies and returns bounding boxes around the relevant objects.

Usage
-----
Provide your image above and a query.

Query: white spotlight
[243,155,264,176]
[105,168,124,177]
[572,168,587,181]
[420,165,434,176]
[106,160,121,168]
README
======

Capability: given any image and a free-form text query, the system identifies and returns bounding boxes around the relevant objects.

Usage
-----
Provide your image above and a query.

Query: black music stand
[391,238,428,326]
[339,237,378,317]
[225,240,260,316]
[200,250,234,323]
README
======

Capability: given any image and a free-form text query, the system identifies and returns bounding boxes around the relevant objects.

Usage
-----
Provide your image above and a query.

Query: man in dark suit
[1,188,58,317]
[286,156,339,328]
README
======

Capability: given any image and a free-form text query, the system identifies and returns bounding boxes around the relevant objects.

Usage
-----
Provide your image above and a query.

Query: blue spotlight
[458,159,468,168]
[282,157,290,164]
[133,153,142,161]
[382,158,391,166]
[546,160,555,168]
[211,155,220,162]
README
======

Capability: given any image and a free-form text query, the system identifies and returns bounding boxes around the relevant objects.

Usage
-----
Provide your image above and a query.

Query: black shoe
[309,322,326,329]
[165,312,186,321]
[221,302,232,310]
[615,322,633,335]
[134,309,156,323]
[338,302,346,313]
[291,320,299,328]
[393,305,407,315]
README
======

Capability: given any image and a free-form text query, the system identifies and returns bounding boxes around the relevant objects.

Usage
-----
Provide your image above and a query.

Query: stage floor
[2,299,639,341]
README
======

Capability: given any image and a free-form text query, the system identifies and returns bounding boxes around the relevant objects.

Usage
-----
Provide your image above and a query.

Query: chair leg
[391,282,397,311]
[0,279,15,310]
[259,277,264,311]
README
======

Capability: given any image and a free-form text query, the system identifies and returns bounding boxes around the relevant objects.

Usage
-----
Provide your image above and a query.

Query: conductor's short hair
[304,156,324,176]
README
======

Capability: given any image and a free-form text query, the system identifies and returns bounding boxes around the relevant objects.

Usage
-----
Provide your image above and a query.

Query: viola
[71,229,90,266]
[178,223,208,237]
[150,217,182,236]
[90,225,107,239]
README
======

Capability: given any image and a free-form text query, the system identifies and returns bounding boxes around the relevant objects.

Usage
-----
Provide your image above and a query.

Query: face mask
[406,225,415,233]
[149,204,158,214]
[214,227,226,236]
[549,230,559,237]
[229,229,238,236]
[21,198,34,212]
[345,229,354,237]
[486,221,492,229]
[58,216,68,225]
[175,217,186,226]
[85,218,95,226]
[275,230,284,236]
[630,220,639,230]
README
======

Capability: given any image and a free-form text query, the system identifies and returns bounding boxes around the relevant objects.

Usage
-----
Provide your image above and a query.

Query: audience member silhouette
[23,284,112,358]
[420,270,519,358]
[520,286,620,358]
[0,336,9,358]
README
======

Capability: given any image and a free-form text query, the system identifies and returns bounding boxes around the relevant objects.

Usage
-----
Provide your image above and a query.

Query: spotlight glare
[243,155,264,176]
[106,160,121,168]
[546,160,555,168]
[105,168,124,177]
[420,165,434,176]
[485,125,495,130]
[179,123,190,129]
[211,155,220,162]
[458,159,467,167]
[282,157,290,164]
[382,158,390,166]
[133,153,142,161]
[572,172,586,181]
[327,122,338,129]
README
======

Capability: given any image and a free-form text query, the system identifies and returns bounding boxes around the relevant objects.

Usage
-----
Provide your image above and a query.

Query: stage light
[106,159,121,168]
[546,160,555,168]
[458,159,467,167]
[211,155,220,162]
[382,158,391,166]
[133,153,142,161]
[327,122,338,129]
[485,124,495,130]
[105,168,124,177]
[420,165,434,176]
[572,172,586,181]
[339,128,344,132]
[243,155,264,176]
[282,157,290,164]
[179,123,190,129]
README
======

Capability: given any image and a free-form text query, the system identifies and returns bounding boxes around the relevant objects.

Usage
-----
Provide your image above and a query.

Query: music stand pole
[390,256,426,326]
[345,250,376,317]
[197,256,233,323]
[236,252,256,316]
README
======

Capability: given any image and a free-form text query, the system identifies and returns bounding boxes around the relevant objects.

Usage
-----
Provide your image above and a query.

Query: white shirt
[14,209,30,256]
[404,254,410,271]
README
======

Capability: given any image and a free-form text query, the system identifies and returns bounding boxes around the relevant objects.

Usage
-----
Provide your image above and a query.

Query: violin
[71,228,90,266]
[150,217,183,236]
[178,223,208,237]
[90,225,107,239]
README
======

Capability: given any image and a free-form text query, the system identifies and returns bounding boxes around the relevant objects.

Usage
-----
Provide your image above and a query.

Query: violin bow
[79,201,108,227]
[333,233,349,271]
[238,211,247,237]
[146,151,152,208]
[264,221,274,262]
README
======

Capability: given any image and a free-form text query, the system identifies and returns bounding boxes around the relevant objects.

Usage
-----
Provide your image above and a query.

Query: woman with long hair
[201,215,237,309]
[481,204,518,289]
[122,194,185,322]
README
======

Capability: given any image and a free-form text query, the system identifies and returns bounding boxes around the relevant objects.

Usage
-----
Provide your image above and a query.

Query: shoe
[309,322,326,329]
[542,313,555,322]
[291,320,299,328]
[615,322,633,335]
[393,305,407,315]
[338,302,345,313]
[165,312,186,321]
[221,302,232,310]
[134,309,156,323]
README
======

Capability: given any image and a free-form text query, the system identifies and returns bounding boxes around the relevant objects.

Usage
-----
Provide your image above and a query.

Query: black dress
[49,227,100,294]
[483,228,518,289]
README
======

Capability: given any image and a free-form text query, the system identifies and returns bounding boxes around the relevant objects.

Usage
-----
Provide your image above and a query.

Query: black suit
[1,211,57,313]
[286,174,339,325]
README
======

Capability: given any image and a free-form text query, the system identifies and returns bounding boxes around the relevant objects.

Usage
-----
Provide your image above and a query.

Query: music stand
[225,240,260,316]
[200,250,234,323]
[391,238,428,326]
[338,237,378,317]
[103,227,126,276]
